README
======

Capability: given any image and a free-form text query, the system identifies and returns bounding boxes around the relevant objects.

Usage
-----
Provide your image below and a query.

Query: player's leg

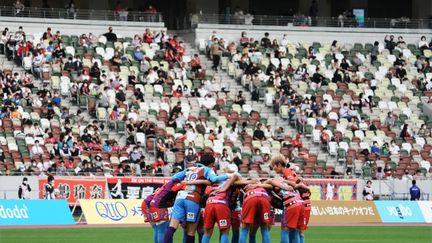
[163,199,185,243]
[239,223,250,243]
[184,200,201,243]
[249,225,258,243]
[152,224,157,243]
[156,221,169,243]
[215,204,231,243]
[202,204,216,243]
[231,208,241,243]
[298,206,310,243]
[289,229,300,243]
[288,206,302,243]
[299,230,305,243]
[257,198,271,243]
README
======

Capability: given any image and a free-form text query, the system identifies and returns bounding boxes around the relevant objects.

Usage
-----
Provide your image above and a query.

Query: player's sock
[198,231,204,243]
[163,226,176,243]
[156,222,169,243]
[232,230,239,243]
[300,234,304,243]
[260,228,270,243]
[186,235,195,243]
[239,227,249,243]
[280,229,290,243]
[202,234,211,243]
[289,229,300,243]
[152,225,157,243]
[220,234,229,243]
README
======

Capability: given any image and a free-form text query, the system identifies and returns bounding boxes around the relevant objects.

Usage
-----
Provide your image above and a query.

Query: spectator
[103,27,117,42]
[133,46,144,61]
[384,35,396,54]
[260,32,271,48]
[31,140,43,158]
[363,180,374,200]
[14,0,25,16]
[18,177,31,199]
[417,124,430,138]
[56,161,67,176]
[384,112,395,128]
[253,123,265,141]
[389,140,400,155]
[210,38,221,71]
[191,54,202,72]
[409,180,421,200]
[251,149,264,164]
[402,169,413,181]
[400,124,411,140]
[370,41,379,64]
[234,90,246,106]
[371,141,380,157]
[153,156,165,169]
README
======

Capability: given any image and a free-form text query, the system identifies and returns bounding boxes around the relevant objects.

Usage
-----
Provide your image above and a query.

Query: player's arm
[204,167,230,183]
[265,179,293,191]
[233,178,259,185]
[212,173,241,194]
[171,169,187,181]
[282,180,308,191]
[181,179,211,185]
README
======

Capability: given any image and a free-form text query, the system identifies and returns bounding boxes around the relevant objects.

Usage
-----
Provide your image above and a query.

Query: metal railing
[191,13,432,29]
[0,5,163,22]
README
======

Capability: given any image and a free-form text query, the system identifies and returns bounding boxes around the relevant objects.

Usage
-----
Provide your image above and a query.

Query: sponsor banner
[107,177,171,199]
[308,201,381,223]
[418,201,432,223]
[303,180,357,201]
[80,199,144,224]
[38,178,106,205]
[375,201,425,223]
[0,200,74,225]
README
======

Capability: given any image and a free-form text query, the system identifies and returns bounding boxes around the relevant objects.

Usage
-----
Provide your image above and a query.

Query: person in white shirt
[202,94,216,110]
[227,128,238,142]
[418,36,429,49]
[363,180,374,201]
[280,34,290,47]
[31,140,43,158]
[185,126,197,142]
[175,112,186,129]
[389,140,400,155]
[127,108,138,121]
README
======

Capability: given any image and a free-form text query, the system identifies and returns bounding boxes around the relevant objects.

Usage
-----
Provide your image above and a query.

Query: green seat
[305,125,313,137]
[116,121,125,134]
[362,166,371,178]
[317,160,326,168]
[337,149,346,162]
[399,149,409,155]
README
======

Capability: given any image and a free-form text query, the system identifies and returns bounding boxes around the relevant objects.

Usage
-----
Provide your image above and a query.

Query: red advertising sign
[38,178,106,205]
[303,180,358,201]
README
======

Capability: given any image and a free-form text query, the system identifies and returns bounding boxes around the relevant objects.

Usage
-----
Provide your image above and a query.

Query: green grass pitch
[0,226,431,243]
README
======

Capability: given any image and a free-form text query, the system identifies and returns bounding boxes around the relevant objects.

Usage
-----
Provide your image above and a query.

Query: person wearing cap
[163,153,232,243]
[18,177,31,200]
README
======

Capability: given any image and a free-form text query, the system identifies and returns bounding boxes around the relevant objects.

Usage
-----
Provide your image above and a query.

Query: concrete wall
[195,23,432,45]
[0,16,165,37]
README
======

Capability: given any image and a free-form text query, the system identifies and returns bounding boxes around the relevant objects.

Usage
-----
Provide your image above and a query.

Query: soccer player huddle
[141,153,311,243]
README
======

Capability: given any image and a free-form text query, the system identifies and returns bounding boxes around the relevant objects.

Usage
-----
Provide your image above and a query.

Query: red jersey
[175,166,207,204]
[205,179,232,205]
[141,200,169,223]
[283,169,301,184]
[243,186,270,203]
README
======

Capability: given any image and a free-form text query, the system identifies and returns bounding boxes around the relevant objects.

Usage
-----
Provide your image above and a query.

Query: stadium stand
[0,15,432,182]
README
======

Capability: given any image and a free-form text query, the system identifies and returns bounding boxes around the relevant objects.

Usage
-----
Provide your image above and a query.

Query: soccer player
[142,191,170,243]
[202,173,240,243]
[265,179,305,243]
[163,153,231,243]
[271,155,311,243]
[234,179,272,243]
[230,187,242,243]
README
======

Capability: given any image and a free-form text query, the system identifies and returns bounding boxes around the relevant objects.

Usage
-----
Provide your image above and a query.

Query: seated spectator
[234,91,246,106]
[172,85,183,97]
[371,141,380,157]
[292,134,303,148]
[133,46,144,61]
[31,140,43,158]
[153,156,165,169]
[191,54,201,72]
[381,143,390,156]
[253,123,265,141]
[384,35,396,54]
[143,28,154,44]
[417,124,430,138]
[251,149,264,164]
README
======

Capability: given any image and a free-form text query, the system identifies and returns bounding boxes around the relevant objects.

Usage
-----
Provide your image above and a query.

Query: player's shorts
[298,205,311,230]
[171,199,200,223]
[282,204,302,229]
[231,209,241,228]
[203,203,231,230]
[241,197,271,225]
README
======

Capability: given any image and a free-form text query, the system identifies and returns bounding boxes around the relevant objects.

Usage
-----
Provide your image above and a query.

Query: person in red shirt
[191,54,202,72]
[292,134,303,148]
[153,156,165,169]
[172,85,183,98]
[271,155,311,243]
[143,28,154,44]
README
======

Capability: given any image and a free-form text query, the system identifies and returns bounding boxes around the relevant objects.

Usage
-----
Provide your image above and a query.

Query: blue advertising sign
[374,201,425,223]
[0,200,75,225]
